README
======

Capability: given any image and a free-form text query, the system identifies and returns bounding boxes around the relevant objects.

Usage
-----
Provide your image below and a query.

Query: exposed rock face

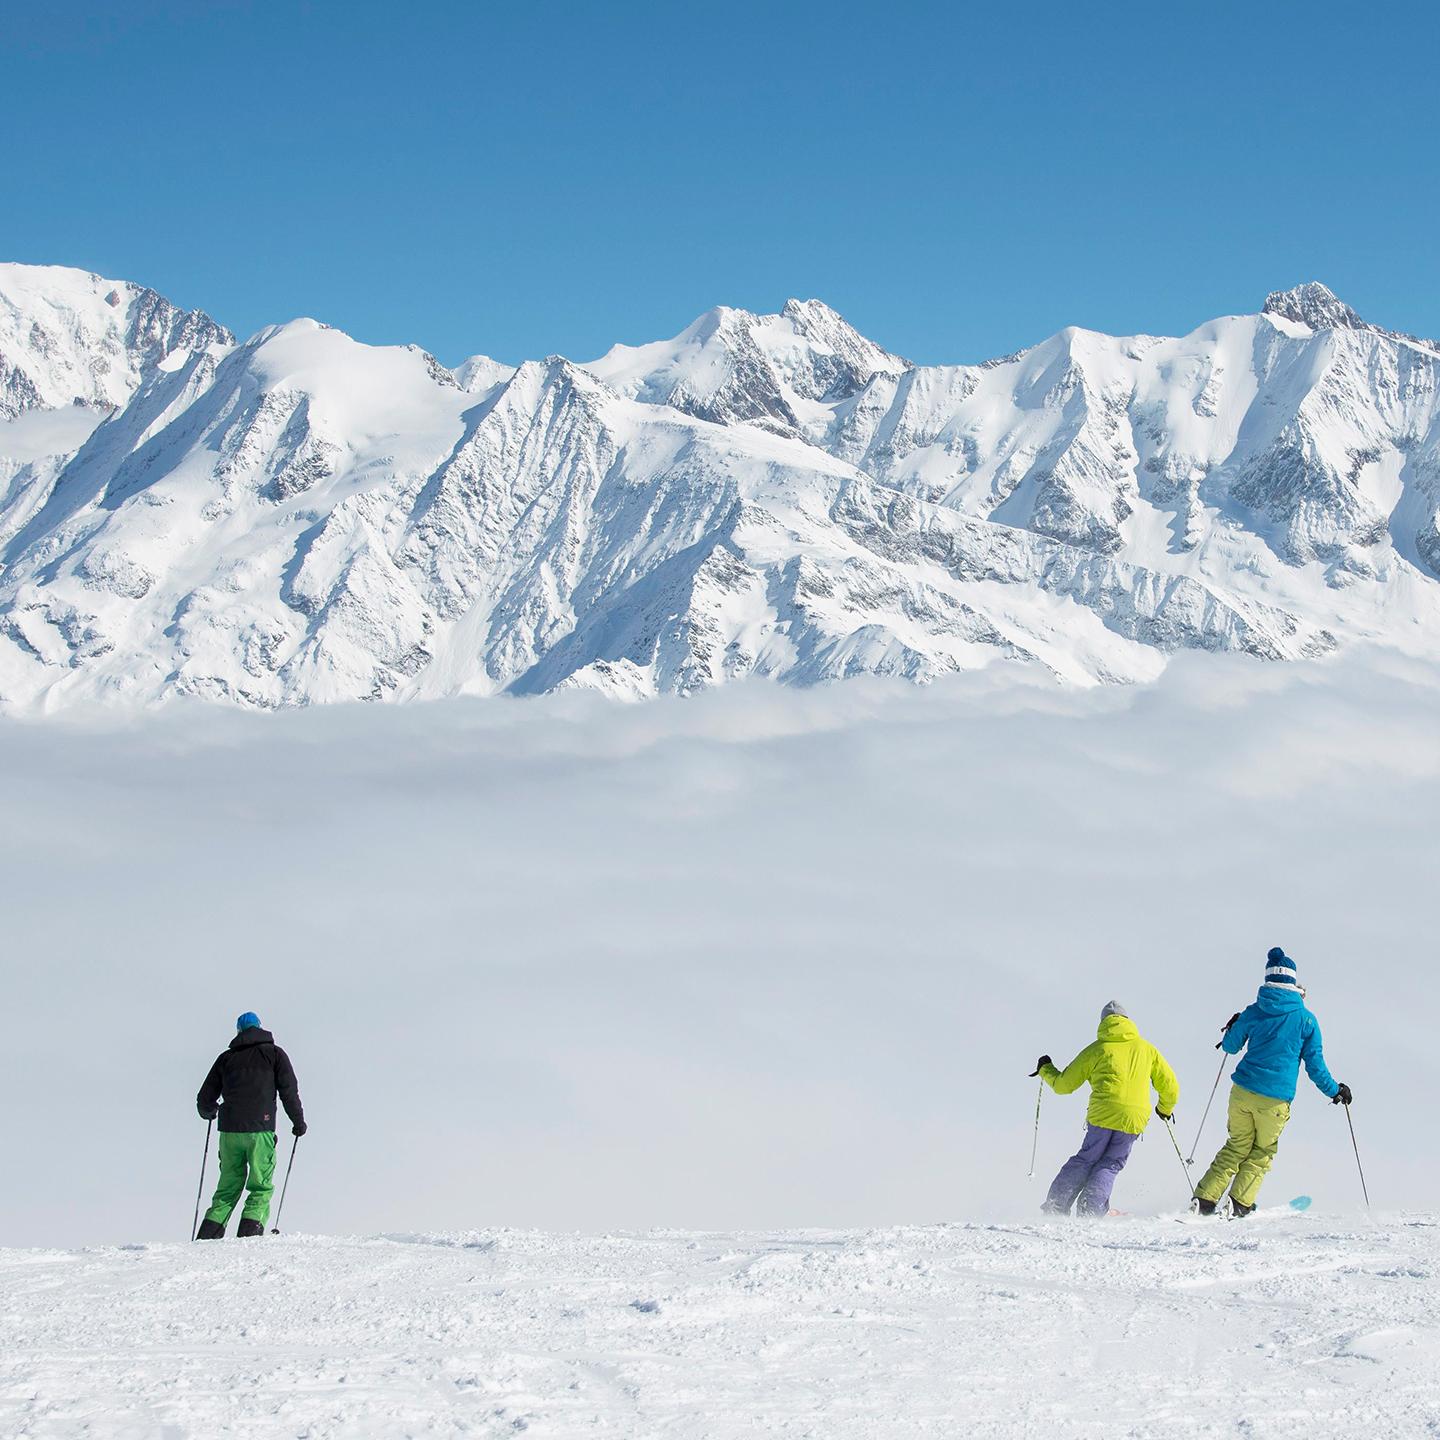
[2,264,1439,711]
[1263,280,1440,354]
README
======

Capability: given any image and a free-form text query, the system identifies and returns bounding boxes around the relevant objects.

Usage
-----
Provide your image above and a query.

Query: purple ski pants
[1044,1123,1138,1217]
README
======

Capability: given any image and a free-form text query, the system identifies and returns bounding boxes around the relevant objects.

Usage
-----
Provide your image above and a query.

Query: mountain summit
[584,297,907,430]
[2,264,1439,711]
[1262,281,1369,331]
[0,263,232,420]
[1263,280,1439,352]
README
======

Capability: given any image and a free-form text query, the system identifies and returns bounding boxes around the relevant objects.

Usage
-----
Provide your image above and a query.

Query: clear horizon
[6,1,1438,367]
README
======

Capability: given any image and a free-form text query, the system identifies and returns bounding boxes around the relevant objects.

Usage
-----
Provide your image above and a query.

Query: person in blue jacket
[1194,947,1351,1217]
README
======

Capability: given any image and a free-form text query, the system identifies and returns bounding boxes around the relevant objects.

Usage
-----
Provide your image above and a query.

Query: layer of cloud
[2,648,1433,1245]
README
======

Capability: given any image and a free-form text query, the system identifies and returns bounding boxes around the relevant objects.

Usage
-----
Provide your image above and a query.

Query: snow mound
[3,1217,1434,1437]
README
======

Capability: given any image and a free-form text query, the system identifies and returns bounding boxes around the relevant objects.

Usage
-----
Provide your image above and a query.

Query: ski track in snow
[4,1216,1439,1438]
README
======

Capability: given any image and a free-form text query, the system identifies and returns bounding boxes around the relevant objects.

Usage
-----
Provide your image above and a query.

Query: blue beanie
[1263,947,1299,991]
[236,1012,261,1031]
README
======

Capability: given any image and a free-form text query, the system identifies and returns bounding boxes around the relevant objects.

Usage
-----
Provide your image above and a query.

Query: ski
[1173,1195,1312,1223]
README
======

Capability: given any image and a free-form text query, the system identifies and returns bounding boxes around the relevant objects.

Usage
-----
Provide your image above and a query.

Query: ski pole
[1344,1107,1370,1210]
[1162,1114,1195,1199]
[1026,1066,1045,1178]
[1187,1013,1239,1165]
[191,1117,213,1242]
[1025,1059,1048,1180]
[271,1135,299,1235]
[1186,1055,1228,1164]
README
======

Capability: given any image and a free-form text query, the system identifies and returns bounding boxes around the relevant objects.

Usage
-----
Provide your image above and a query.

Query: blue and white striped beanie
[1264,947,1299,990]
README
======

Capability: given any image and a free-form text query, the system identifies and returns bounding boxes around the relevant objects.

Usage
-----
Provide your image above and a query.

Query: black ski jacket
[196,1027,305,1134]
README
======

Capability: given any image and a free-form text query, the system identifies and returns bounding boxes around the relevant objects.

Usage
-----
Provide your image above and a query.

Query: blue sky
[5,2,1437,365]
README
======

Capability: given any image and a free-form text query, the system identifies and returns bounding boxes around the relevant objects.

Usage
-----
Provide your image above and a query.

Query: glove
[1156,1107,1174,1121]
[1029,1055,1053,1077]
[198,1106,217,1121]
[292,1121,308,1137]
[1333,1083,1352,1107]
[1215,1013,1241,1049]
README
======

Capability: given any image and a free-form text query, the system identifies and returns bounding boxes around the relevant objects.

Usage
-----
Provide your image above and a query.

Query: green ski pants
[1195,1083,1291,1208]
[205,1130,277,1227]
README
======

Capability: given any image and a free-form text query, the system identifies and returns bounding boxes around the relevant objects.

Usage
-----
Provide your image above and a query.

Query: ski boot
[195,1218,225,1240]
[236,1218,265,1238]
[1230,1199,1255,1219]
[1191,1197,1218,1217]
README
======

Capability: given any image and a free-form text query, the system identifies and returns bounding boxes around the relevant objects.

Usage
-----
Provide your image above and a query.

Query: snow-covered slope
[3,264,1440,711]
[4,1217,1436,1438]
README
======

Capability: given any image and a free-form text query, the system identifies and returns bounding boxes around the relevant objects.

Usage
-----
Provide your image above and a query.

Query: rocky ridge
[1,267,1438,710]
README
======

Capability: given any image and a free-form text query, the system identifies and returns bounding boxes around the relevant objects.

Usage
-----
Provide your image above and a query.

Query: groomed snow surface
[5,1215,1437,1438]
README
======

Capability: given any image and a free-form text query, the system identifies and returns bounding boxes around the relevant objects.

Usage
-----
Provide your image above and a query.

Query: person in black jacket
[195,1013,306,1238]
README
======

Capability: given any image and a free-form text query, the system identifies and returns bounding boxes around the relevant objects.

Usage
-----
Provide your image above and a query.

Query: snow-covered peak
[780,297,908,380]
[0,262,233,419]
[497,354,612,412]
[1262,281,1369,334]
[236,319,445,408]
[677,303,748,345]
[583,298,909,429]
[453,353,516,395]
[1262,280,1440,354]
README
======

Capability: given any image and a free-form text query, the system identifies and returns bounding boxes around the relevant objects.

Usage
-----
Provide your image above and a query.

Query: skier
[1193,947,1350,1217]
[194,1013,306,1238]
[1033,1001,1179,1217]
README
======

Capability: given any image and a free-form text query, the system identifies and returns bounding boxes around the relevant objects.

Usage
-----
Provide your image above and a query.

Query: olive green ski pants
[204,1130,277,1227]
[1195,1084,1291,1209]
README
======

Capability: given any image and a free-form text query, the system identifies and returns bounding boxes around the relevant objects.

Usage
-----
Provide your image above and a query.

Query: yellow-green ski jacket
[1040,1015,1179,1135]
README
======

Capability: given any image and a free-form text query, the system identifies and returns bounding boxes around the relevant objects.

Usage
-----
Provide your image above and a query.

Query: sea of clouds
[2,648,1434,1246]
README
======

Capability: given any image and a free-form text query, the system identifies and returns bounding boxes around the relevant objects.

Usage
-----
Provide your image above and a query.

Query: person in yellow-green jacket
[1033,1001,1179,1217]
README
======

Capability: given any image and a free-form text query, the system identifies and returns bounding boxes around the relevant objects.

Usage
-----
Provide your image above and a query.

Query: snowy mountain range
[2,262,1439,710]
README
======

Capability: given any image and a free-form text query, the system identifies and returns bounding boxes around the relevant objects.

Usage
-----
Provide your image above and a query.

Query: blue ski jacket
[1223,985,1338,1104]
